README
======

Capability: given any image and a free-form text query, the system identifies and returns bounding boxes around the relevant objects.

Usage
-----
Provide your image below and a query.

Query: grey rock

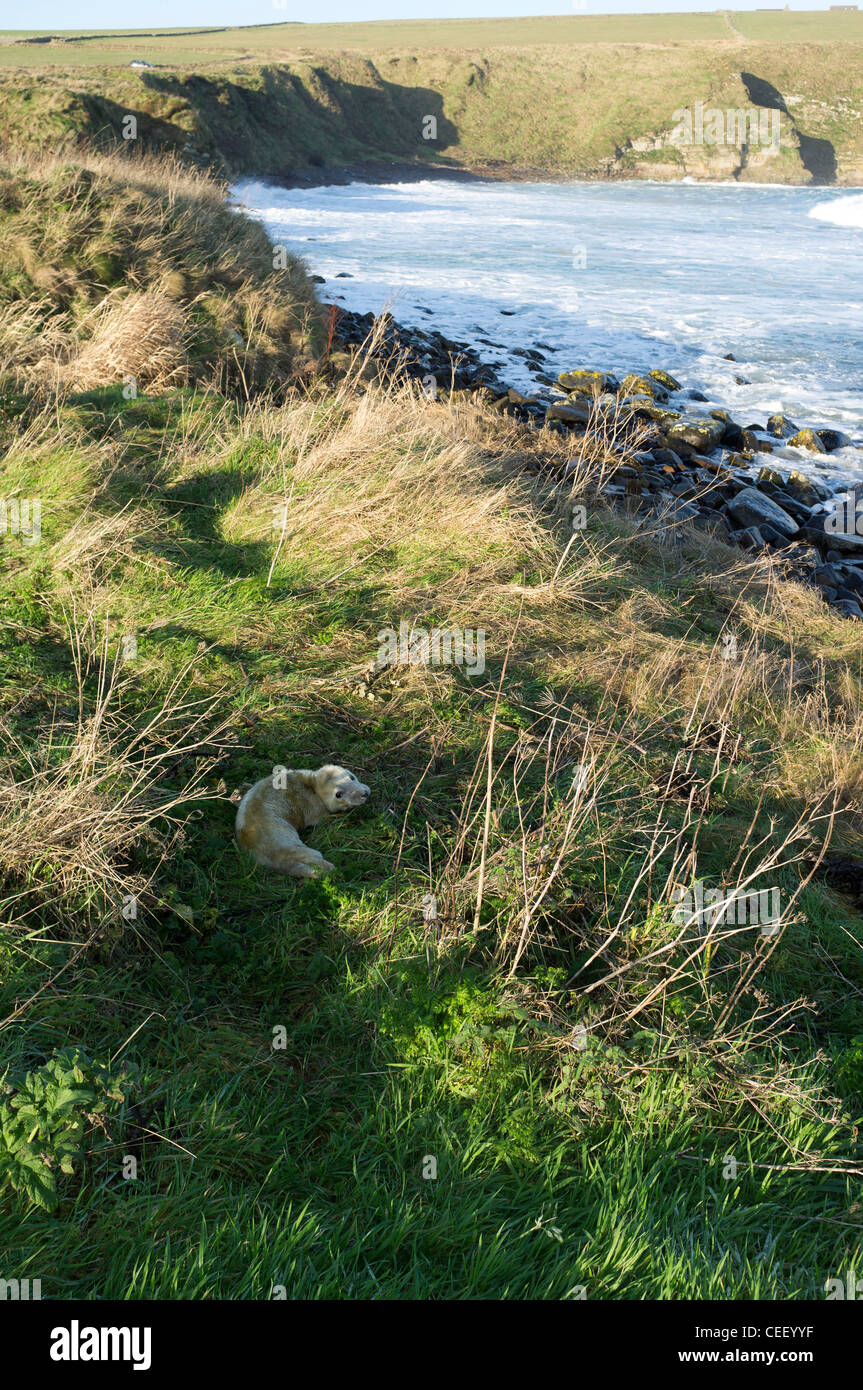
[758,522,788,547]
[727,487,799,539]
[786,470,831,503]
[767,412,799,439]
[818,429,853,452]
[841,570,863,598]
[546,400,591,426]
[820,528,863,557]
[835,599,863,620]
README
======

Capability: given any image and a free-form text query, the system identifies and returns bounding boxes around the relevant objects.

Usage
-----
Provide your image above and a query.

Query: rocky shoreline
[260,159,638,192]
[260,159,860,194]
[332,305,863,621]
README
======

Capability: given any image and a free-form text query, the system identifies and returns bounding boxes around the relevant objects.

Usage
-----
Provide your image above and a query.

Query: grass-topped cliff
[0,24,861,184]
[1,147,863,1297]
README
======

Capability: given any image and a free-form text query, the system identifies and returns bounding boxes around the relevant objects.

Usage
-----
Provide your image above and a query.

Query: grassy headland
[0,20,861,184]
[1,146,863,1297]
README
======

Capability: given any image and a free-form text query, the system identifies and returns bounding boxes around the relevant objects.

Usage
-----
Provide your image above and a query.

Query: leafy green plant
[0,1047,130,1211]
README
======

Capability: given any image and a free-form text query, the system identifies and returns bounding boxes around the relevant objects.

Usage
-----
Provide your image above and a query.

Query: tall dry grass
[0,603,232,952]
[0,143,324,398]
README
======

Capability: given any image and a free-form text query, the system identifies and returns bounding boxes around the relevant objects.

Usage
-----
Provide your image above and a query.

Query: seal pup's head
[314,765,370,813]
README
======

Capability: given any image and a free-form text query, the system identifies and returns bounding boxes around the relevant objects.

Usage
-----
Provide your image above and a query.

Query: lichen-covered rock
[558,370,617,394]
[665,416,726,451]
[626,399,682,425]
[786,469,831,503]
[757,466,785,488]
[621,372,668,402]
[788,428,826,453]
[767,412,798,438]
[648,369,682,392]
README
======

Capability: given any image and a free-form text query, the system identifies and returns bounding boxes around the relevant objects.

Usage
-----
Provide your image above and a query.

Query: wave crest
[809,194,863,228]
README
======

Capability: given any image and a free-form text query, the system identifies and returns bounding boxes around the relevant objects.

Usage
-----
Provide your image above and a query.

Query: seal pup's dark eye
[335,791,343,798]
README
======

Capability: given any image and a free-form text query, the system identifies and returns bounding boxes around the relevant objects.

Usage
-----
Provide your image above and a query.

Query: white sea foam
[234,177,863,481]
[809,194,863,228]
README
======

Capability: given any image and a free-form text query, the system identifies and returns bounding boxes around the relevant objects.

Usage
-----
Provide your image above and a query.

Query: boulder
[758,522,789,547]
[835,599,863,621]
[818,530,863,558]
[817,428,853,452]
[788,429,826,453]
[558,369,617,393]
[621,372,668,401]
[773,495,815,525]
[814,564,844,589]
[786,469,831,504]
[649,368,682,391]
[841,570,863,598]
[546,400,591,426]
[628,400,682,425]
[727,487,799,538]
[767,412,798,439]
[665,416,726,451]
[721,421,746,449]
[757,466,785,488]
[653,447,685,468]
[738,526,766,549]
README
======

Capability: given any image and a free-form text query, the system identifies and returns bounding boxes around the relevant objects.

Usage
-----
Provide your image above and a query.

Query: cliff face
[1,39,861,185]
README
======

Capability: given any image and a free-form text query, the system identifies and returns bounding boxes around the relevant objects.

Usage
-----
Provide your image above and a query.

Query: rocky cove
[331,304,863,621]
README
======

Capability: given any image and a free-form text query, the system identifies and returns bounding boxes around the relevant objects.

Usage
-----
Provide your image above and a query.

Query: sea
[234,177,863,483]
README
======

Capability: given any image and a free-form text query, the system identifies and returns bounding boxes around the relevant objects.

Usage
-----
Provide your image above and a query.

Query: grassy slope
[0,148,324,392]
[1,150,863,1298]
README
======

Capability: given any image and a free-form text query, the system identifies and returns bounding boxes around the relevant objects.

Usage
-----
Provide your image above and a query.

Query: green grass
[1,367,863,1297]
[1,136,863,1304]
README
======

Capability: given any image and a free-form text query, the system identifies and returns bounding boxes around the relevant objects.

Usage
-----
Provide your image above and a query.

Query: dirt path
[721,10,747,40]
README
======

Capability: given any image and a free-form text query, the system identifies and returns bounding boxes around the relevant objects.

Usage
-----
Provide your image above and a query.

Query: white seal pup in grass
[235,764,370,878]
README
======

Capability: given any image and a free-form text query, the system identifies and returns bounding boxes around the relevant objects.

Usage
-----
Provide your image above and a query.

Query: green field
[1,12,863,69]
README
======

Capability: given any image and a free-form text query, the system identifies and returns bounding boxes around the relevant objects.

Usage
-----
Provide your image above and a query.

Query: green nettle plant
[0,1048,130,1211]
